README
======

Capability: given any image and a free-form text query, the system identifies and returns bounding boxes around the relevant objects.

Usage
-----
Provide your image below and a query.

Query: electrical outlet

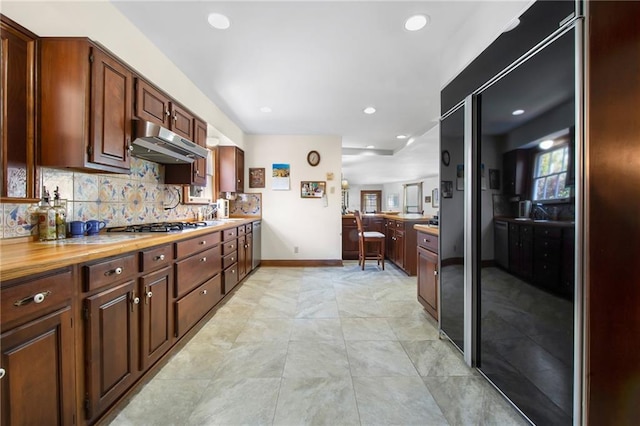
[294,246,299,254]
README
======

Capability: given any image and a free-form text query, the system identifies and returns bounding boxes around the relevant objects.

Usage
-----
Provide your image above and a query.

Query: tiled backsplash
[2,158,218,239]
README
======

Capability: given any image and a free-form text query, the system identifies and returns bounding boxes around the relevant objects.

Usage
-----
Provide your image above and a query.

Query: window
[532,145,571,201]
[403,182,423,214]
[360,190,381,213]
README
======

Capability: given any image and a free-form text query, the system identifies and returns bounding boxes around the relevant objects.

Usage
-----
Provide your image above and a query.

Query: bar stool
[354,210,385,270]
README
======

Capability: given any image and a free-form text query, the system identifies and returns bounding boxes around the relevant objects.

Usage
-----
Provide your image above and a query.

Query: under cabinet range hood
[131,120,208,164]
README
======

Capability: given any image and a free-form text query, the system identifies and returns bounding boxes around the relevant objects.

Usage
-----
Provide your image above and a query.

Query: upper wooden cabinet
[0,16,38,200]
[219,146,244,193]
[134,78,194,141]
[165,118,207,186]
[39,38,133,173]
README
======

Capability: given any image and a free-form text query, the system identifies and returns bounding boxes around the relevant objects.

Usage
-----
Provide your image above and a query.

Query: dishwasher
[252,220,261,268]
[494,220,509,269]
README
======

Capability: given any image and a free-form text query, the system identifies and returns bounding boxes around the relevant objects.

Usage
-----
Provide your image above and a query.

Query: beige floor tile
[235,318,294,341]
[353,376,448,425]
[187,378,281,425]
[283,340,350,378]
[273,377,360,426]
[214,341,288,378]
[290,319,344,341]
[401,339,476,377]
[346,340,418,377]
[341,317,396,340]
[387,315,440,341]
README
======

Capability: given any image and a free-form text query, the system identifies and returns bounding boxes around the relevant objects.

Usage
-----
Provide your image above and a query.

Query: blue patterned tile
[2,203,38,238]
[99,176,125,202]
[74,174,100,202]
[41,168,74,200]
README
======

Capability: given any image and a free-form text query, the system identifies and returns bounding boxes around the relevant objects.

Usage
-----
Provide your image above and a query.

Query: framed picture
[300,181,326,198]
[425,196,432,204]
[489,169,501,190]
[432,188,439,208]
[272,163,290,190]
[442,180,453,198]
[249,168,265,188]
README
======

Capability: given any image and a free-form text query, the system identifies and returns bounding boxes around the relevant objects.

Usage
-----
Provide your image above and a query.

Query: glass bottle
[37,186,57,241]
[53,186,67,240]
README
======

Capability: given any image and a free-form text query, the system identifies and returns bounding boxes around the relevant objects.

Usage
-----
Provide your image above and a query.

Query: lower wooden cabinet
[341,217,359,260]
[1,307,75,425]
[417,231,439,320]
[139,266,173,371]
[0,268,76,426]
[175,274,223,337]
[84,279,140,421]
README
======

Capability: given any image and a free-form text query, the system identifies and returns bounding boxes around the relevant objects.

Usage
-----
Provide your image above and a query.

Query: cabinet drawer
[395,221,404,229]
[343,217,357,226]
[1,268,74,329]
[175,274,222,337]
[223,252,238,269]
[534,226,562,239]
[84,254,137,292]
[175,245,221,298]
[140,244,173,273]
[223,227,238,241]
[175,231,221,259]
[245,223,252,233]
[237,225,246,236]
[534,238,561,256]
[417,231,438,253]
[222,239,238,255]
[223,264,239,294]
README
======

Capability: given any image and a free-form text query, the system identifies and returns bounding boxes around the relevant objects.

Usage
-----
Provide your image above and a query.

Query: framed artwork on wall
[300,181,325,198]
[249,168,265,188]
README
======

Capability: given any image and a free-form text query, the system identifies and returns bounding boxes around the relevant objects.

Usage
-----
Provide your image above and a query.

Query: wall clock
[307,150,321,167]
[441,150,451,166]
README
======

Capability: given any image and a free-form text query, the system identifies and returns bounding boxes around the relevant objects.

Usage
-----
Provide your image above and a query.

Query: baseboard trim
[260,259,343,267]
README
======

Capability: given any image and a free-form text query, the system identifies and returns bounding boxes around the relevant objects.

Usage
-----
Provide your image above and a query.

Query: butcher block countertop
[343,213,432,222]
[413,224,440,236]
[0,217,257,282]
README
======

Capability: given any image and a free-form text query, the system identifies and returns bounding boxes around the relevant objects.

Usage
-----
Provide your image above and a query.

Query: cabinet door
[170,103,194,141]
[237,235,247,280]
[417,246,438,320]
[0,307,75,426]
[192,119,208,186]
[245,232,254,274]
[139,266,173,371]
[84,280,139,420]
[341,218,359,260]
[395,231,405,268]
[90,47,132,170]
[135,78,170,128]
[219,146,245,193]
[0,17,37,200]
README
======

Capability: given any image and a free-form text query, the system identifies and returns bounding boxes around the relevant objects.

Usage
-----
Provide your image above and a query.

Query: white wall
[3,0,244,147]
[244,135,342,260]
[383,177,439,217]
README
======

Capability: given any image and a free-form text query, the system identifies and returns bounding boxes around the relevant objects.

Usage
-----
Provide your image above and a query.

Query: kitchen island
[342,213,432,275]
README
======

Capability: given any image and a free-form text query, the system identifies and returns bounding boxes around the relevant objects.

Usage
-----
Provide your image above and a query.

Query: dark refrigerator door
[439,107,465,351]
[477,28,576,425]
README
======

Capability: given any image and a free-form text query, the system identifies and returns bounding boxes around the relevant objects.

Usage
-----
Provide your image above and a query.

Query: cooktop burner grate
[107,221,211,233]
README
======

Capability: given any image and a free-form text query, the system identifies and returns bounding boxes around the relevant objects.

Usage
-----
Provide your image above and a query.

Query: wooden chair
[354,210,385,270]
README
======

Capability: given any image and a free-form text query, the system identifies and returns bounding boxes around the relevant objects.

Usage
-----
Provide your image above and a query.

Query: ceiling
[111,1,528,185]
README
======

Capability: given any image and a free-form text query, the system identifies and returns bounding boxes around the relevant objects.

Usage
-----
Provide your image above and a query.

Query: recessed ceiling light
[366,145,375,149]
[207,13,230,30]
[503,18,521,33]
[512,109,525,116]
[539,139,554,150]
[405,14,429,31]
[406,138,415,146]
[396,135,407,139]
[363,107,376,115]
[259,106,272,113]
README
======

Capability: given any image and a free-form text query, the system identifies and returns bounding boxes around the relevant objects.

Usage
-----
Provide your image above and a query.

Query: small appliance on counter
[518,200,532,219]
[216,198,229,219]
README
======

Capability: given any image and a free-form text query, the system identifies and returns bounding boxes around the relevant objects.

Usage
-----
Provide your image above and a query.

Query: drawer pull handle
[133,296,140,305]
[231,257,235,262]
[199,240,206,245]
[154,254,165,261]
[423,238,430,243]
[0,368,5,379]
[14,290,51,307]
[105,267,123,276]
[231,244,235,249]
[200,257,207,262]
[434,270,439,276]
[147,291,153,298]
[201,289,208,295]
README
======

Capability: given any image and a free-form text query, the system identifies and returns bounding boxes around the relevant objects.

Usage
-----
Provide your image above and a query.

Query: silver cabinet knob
[155,254,165,261]
[105,267,123,276]
[147,291,153,298]
[200,257,207,262]
[0,368,5,379]
[199,240,206,245]
[201,289,208,295]
[133,297,140,304]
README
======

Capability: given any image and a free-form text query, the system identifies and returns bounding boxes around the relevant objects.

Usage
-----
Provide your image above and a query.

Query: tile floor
[109,262,528,426]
